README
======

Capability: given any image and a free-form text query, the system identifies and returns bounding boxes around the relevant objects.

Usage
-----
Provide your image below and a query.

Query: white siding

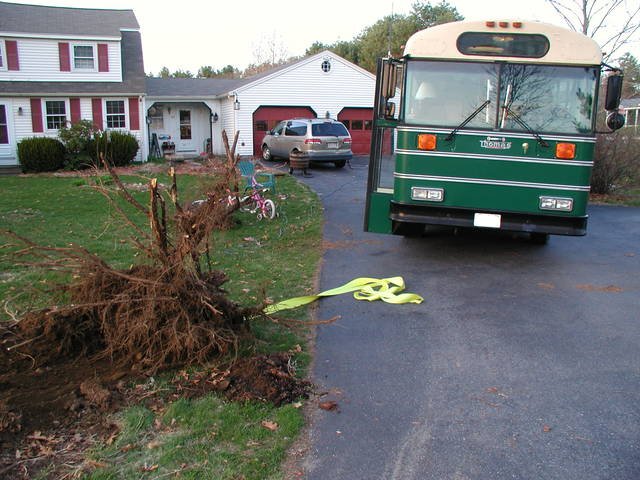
[219,97,236,156]
[0,37,122,82]
[1,96,144,166]
[204,100,223,156]
[234,53,375,156]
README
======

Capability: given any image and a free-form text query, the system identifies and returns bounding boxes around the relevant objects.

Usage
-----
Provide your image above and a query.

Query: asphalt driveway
[298,156,640,480]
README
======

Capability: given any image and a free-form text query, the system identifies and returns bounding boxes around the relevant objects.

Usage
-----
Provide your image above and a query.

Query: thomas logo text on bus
[480,136,512,150]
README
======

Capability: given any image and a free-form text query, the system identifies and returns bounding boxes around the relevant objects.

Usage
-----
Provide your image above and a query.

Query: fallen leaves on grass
[261,420,279,431]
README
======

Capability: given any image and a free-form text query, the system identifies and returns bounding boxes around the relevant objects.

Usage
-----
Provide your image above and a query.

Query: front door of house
[0,102,16,166]
[177,109,196,153]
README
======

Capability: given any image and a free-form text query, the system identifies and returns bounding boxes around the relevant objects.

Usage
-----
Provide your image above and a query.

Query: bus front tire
[530,232,549,244]
[393,221,424,237]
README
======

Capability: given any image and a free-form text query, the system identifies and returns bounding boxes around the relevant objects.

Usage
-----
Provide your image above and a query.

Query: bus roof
[403,20,602,65]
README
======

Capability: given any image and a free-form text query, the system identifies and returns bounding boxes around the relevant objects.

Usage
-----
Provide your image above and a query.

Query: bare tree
[545,0,640,60]
[251,31,289,66]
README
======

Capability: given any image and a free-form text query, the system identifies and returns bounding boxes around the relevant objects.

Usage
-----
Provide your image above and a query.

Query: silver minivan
[260,118,352,168]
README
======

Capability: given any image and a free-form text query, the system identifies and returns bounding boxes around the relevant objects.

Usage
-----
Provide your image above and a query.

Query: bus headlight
[412,187,444,202]
[539,196,573,212]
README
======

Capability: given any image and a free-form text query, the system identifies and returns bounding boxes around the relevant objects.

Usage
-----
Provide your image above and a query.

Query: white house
[0,2,147,168]
[146,51,377,158]
[1,2,377,169]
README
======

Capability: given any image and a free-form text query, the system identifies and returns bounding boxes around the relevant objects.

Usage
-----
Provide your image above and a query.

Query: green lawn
[0,169,323,479]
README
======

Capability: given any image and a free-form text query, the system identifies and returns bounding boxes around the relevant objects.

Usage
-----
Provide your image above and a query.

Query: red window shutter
[6,40,19,71]
[30,98,43,133]
[128,97,140,131]
[91,98,103,130]
[98,44,109,72]
[70,98,81,124]
[58,42,71,71]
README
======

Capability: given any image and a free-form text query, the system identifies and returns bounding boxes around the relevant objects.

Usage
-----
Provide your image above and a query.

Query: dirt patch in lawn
[0,347,310,479]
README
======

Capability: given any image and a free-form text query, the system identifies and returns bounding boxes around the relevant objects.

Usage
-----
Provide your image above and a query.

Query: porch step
[0,166,21,175]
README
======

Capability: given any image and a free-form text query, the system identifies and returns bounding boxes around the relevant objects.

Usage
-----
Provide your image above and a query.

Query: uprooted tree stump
[2,130,270,374]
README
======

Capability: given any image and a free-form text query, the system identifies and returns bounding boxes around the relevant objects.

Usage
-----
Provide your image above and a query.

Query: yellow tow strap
[263,276,423,315]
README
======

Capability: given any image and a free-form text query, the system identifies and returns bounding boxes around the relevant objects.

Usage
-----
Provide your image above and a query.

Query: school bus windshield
[403,61,599,136]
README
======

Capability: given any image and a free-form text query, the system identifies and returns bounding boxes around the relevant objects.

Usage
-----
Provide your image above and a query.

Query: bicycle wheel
[262,199,276,220]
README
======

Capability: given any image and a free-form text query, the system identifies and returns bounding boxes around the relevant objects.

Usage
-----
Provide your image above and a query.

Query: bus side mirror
[605,74,623,111]
[381,61,398,99]
[606,112,625,130]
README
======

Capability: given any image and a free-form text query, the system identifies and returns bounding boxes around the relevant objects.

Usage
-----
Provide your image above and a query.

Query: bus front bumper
[390,202,588,236]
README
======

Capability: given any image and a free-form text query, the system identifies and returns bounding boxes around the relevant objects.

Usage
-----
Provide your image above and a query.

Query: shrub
[17,137,66,173]
[110,131,140,166]
[64,153,95,171]
[58,120,96,155]
[591,132,640,194]
[87,131,139,167]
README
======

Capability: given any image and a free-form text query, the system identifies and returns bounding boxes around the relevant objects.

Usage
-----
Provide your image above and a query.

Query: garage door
[338,108,373,155]
[253,106,316,157]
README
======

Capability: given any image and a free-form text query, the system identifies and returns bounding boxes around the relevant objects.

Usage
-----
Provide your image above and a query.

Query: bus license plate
[328,142,338,149]
[474,213,501,228]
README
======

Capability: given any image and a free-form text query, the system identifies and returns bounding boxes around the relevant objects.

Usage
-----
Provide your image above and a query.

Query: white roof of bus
[404,20,602,65]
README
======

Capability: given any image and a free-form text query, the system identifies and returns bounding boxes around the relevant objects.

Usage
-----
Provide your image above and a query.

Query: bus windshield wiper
[499,83,549,148]
[502,105,549,148]
[445,100,491,142]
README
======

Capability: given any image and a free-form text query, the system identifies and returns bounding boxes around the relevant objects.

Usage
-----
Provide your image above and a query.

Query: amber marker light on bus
[556,142,576,159]
[417,134,437,150]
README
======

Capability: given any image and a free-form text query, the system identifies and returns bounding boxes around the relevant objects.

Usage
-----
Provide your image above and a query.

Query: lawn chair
[237,160,276,194]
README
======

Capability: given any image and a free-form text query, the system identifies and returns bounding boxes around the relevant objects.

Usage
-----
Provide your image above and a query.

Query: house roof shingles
[145,77,249,98]
[0,1,139,37]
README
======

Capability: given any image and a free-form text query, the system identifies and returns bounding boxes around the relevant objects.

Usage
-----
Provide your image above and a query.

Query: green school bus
[365,20,625,242]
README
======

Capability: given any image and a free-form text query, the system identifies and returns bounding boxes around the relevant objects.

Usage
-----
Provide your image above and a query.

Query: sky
[11,0,640,74]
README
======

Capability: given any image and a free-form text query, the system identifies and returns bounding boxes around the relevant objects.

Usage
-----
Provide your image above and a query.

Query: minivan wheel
[334,160,346,168]
[262,145,272,161]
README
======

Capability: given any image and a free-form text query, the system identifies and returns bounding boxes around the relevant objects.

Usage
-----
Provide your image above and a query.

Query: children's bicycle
[238,176,276,220]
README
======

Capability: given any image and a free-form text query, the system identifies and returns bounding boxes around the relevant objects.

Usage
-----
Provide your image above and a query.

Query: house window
[149,105,164,129]
[321,60,331,73]
[73,45,95,70]
[45,100,67,130]
[0,105,8,144]
[180,110,191,140]
[106,100,126,128]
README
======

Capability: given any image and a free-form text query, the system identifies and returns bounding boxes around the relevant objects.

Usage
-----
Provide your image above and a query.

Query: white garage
[145,50,376,158]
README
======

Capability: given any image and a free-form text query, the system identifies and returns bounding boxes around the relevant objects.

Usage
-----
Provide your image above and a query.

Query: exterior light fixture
[211,112,218,122]
[411,186,444,202]
[234,98,240,110]
[539,196,574,212]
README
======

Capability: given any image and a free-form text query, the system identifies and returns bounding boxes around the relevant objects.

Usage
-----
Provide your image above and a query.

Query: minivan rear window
[312,122,349,136]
